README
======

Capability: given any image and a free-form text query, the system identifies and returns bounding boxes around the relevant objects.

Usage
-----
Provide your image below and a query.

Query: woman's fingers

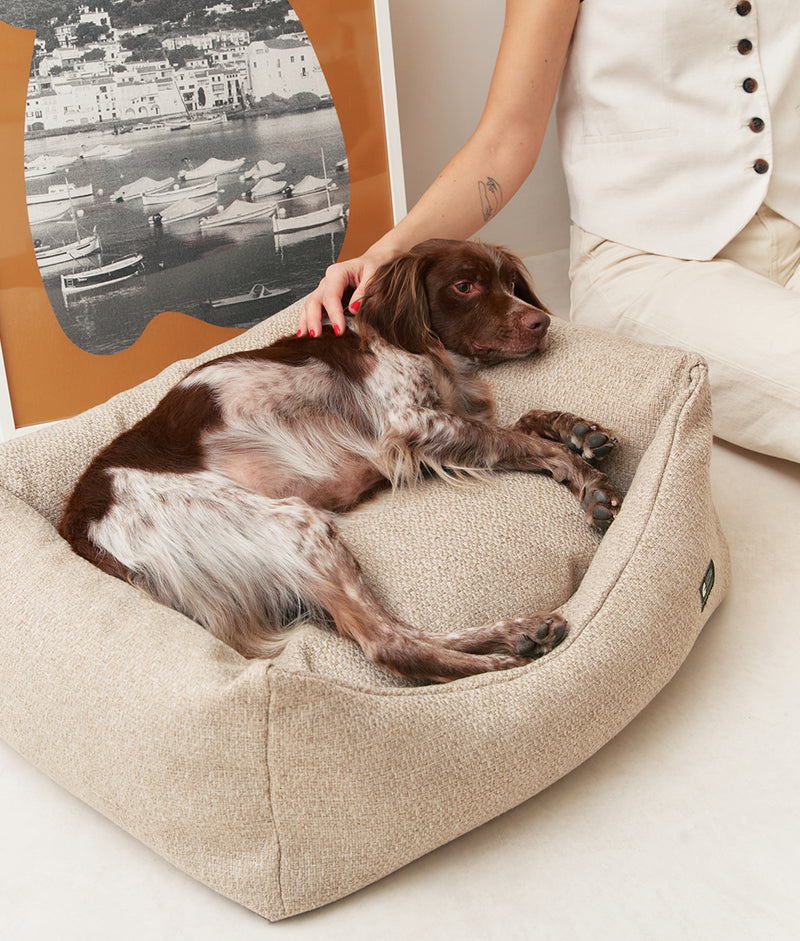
[299,257,371,336]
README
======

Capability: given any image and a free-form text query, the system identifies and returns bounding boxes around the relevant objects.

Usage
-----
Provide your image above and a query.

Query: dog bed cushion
[0,305,730,919]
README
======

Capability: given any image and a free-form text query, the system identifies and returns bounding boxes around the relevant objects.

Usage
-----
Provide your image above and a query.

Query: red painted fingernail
[334,324,341,336]
[309,329,315,337]
[297,329,302,337]
[349,300,361,313]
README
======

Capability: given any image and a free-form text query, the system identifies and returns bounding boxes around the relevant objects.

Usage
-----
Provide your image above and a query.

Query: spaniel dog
[59,239,621,683]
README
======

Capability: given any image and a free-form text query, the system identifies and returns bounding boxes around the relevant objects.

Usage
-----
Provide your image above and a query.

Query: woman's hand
[298,249,394,337]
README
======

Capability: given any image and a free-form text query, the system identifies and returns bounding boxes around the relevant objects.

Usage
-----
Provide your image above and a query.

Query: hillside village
[23,2,331,133]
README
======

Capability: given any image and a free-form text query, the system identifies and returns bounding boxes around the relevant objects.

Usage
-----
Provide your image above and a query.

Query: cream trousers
[569,204,800,462]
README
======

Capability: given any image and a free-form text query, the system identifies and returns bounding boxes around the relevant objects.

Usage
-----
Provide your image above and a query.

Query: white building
[25,86,60,132]
[25,70,186,130]
[48,76,117,127]
[114,77,186,119]
[246,38,329,101]
[174,64,244,111]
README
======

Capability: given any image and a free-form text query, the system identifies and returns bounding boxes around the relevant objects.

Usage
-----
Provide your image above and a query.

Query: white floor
[2,254,799,939]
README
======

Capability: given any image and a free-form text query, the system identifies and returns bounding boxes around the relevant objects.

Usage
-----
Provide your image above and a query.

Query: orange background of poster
[0,0,395,429]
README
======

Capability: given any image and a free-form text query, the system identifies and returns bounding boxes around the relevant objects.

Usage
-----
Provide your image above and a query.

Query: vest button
[743,77,758,93]
[736,1,752,14]
[753,159,770,174]
[738,38,753,54]
[749,117,765,133]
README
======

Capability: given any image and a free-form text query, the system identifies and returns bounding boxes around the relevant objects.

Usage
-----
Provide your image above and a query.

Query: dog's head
[356,239,550,364]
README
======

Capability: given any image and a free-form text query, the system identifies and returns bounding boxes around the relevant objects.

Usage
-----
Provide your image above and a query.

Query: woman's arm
[299,0,580,336]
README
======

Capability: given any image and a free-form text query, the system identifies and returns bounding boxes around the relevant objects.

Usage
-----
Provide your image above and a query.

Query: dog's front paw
[513,410,618,463]
[561,420,617,463]
[514,613,568,659]
[580,482,621,531]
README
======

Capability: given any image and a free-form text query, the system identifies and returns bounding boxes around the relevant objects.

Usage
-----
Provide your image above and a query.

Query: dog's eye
[453,281,473,294]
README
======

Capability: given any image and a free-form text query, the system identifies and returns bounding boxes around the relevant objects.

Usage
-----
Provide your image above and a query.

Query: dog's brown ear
[496,246,550,312]
[356,253,442,355]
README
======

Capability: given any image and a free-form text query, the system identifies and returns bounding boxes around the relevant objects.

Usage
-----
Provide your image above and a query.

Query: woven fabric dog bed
[0,305,730,920]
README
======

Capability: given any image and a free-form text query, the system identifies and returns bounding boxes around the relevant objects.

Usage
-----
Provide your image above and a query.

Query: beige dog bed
[0,305,730,920]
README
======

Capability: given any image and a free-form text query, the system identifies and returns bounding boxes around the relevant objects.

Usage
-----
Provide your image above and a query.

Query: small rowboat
[189,114,227,129]
[288,174,334,197]
[60,254,144,295]
[141,178,218,206]
[179,157,245,181]
[199,198,275,229]
[26,183,93,205]
[149,195,218,225]
[35,233,101,268]
[244,159,287,180]
[24,164,57,180]
[209,283,290,308]
[110,176,175,201]
[24,155,77,178]
[250,177,288,199]
[272,202,345,233]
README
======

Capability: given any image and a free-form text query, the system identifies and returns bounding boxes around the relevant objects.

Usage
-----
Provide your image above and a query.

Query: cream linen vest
[557,0,800,260]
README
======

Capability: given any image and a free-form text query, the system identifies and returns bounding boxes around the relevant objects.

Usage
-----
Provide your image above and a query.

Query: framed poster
[0,0,405,439]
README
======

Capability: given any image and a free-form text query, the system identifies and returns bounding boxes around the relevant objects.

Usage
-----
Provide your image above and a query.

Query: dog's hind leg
[93,468,541,682]
[296,524,537,683]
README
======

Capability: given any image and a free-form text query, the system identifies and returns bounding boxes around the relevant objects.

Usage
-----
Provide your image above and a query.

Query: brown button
[749,117,765,133]
[743,77,758,93]
[736,1,752,14]
[738,38,753,54]
[754,159,770,174]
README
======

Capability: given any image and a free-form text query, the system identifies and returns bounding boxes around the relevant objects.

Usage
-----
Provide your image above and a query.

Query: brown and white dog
[59,239,621,683]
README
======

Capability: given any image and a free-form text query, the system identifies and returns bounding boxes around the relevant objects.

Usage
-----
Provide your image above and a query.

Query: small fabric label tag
[700,559,715,611]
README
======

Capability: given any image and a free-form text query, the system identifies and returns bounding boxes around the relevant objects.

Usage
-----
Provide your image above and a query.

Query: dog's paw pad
[581,487,620,531]
[563,422,617,462]
[516,615,568,659]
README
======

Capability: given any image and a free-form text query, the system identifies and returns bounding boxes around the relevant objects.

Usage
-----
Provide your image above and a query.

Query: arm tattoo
[478,177,503,222]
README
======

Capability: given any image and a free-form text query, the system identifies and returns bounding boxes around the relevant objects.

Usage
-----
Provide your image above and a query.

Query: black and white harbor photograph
[6,0,349,355]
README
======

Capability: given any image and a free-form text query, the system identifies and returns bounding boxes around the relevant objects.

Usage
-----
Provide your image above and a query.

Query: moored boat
[110,176,175,201]
[25,154,77,176]
[272,202,345,233]
[24,164,57,180]
[190,114,228,129]
[250,177,288,199]
[26,183,93,206]
[199,198,275,228]
[60,254,144,295]
[179,157,245,181]
[149,195,218,225]
[35,233,101,268]
[141,178,218,206]
[288,174,334,197]
[209,283,290,308]
[244,159,287,180]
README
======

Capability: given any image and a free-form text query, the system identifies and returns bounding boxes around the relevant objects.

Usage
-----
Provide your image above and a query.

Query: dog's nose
[520,307,550,336]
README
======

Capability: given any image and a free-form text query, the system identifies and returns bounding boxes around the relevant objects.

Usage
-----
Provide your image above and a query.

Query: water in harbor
[25,108,348,355]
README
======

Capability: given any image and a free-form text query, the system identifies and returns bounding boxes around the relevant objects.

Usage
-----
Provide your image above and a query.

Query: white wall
[387,0,571,257]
